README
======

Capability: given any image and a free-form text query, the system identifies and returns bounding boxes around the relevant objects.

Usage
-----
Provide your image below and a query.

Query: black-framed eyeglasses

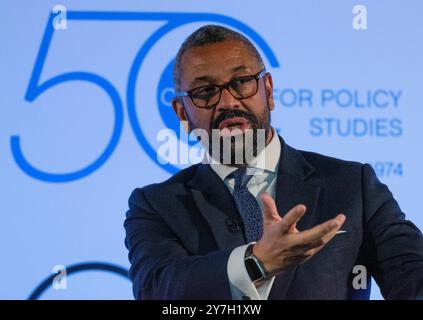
[175,69,267,109]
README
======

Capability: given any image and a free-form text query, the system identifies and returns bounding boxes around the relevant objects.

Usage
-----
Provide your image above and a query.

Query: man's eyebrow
[190,75,215,87]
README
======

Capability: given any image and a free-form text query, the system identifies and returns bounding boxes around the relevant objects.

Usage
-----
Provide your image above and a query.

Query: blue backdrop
[1,0,422,299]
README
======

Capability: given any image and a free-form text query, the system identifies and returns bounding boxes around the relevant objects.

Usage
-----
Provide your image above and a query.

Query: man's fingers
[289,223,299,234]
[259,193,307,235]
[319,217,346,244]
[296,214,346,245]
[288,215,346,260]
[260,192,280,223]
[279,204,307,233]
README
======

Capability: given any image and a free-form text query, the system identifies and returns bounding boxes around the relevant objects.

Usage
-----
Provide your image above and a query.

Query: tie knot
[229,167,253,188]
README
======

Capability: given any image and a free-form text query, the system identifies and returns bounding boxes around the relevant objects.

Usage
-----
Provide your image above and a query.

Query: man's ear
[264,72,275,111]
[172,97,190,133]
[172,97,188,121]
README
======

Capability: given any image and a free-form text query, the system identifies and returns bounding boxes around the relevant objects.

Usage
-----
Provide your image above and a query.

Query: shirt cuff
[227,243,275,300]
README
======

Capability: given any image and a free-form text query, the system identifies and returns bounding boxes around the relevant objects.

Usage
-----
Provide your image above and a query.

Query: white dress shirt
[204,128,281,300]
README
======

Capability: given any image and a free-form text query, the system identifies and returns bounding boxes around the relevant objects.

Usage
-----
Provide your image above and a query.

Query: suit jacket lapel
[269,137,322,299]
[275,139,321,231]
[188,164,246,250]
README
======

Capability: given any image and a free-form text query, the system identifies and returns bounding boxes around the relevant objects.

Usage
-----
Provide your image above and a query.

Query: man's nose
[215,87,242,113]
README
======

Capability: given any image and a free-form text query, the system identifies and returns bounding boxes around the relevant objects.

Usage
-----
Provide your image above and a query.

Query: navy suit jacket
[124,137,423,299]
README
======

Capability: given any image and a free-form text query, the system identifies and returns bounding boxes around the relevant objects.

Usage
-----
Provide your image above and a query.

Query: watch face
[245,257,263,281]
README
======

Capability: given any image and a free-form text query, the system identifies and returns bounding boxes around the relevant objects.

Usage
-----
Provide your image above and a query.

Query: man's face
[172,39,275,165]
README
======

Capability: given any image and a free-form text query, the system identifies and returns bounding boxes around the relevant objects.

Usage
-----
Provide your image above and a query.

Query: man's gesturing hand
[253,192,346,277]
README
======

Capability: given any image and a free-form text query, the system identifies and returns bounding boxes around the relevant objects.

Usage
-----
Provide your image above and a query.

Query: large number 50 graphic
[11,11,279,182]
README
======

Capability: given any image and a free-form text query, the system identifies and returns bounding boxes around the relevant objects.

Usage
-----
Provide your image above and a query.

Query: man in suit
[124,25,423,300]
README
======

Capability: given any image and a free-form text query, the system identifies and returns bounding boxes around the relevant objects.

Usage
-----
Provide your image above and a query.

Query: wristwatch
[244,243,270,283]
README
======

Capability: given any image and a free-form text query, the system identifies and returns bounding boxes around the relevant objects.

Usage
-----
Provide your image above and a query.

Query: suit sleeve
[361,163,423,299]
[124,188,233,300]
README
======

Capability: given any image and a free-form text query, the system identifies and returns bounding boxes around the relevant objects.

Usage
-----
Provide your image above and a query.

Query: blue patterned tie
[229,167,264,243]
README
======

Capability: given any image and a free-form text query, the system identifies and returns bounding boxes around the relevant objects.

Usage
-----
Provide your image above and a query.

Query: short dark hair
[173,24,265,90]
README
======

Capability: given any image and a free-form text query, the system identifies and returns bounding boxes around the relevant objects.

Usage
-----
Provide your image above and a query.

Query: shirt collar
[205,127,281,181]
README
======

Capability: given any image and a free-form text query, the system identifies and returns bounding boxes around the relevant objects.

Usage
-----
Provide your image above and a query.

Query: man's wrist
[244,243,271,283]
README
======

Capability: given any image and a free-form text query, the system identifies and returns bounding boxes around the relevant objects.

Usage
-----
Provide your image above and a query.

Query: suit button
[242,295,251,300]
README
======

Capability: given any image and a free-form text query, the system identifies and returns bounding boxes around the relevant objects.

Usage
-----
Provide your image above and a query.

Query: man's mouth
[218,117,252,136]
